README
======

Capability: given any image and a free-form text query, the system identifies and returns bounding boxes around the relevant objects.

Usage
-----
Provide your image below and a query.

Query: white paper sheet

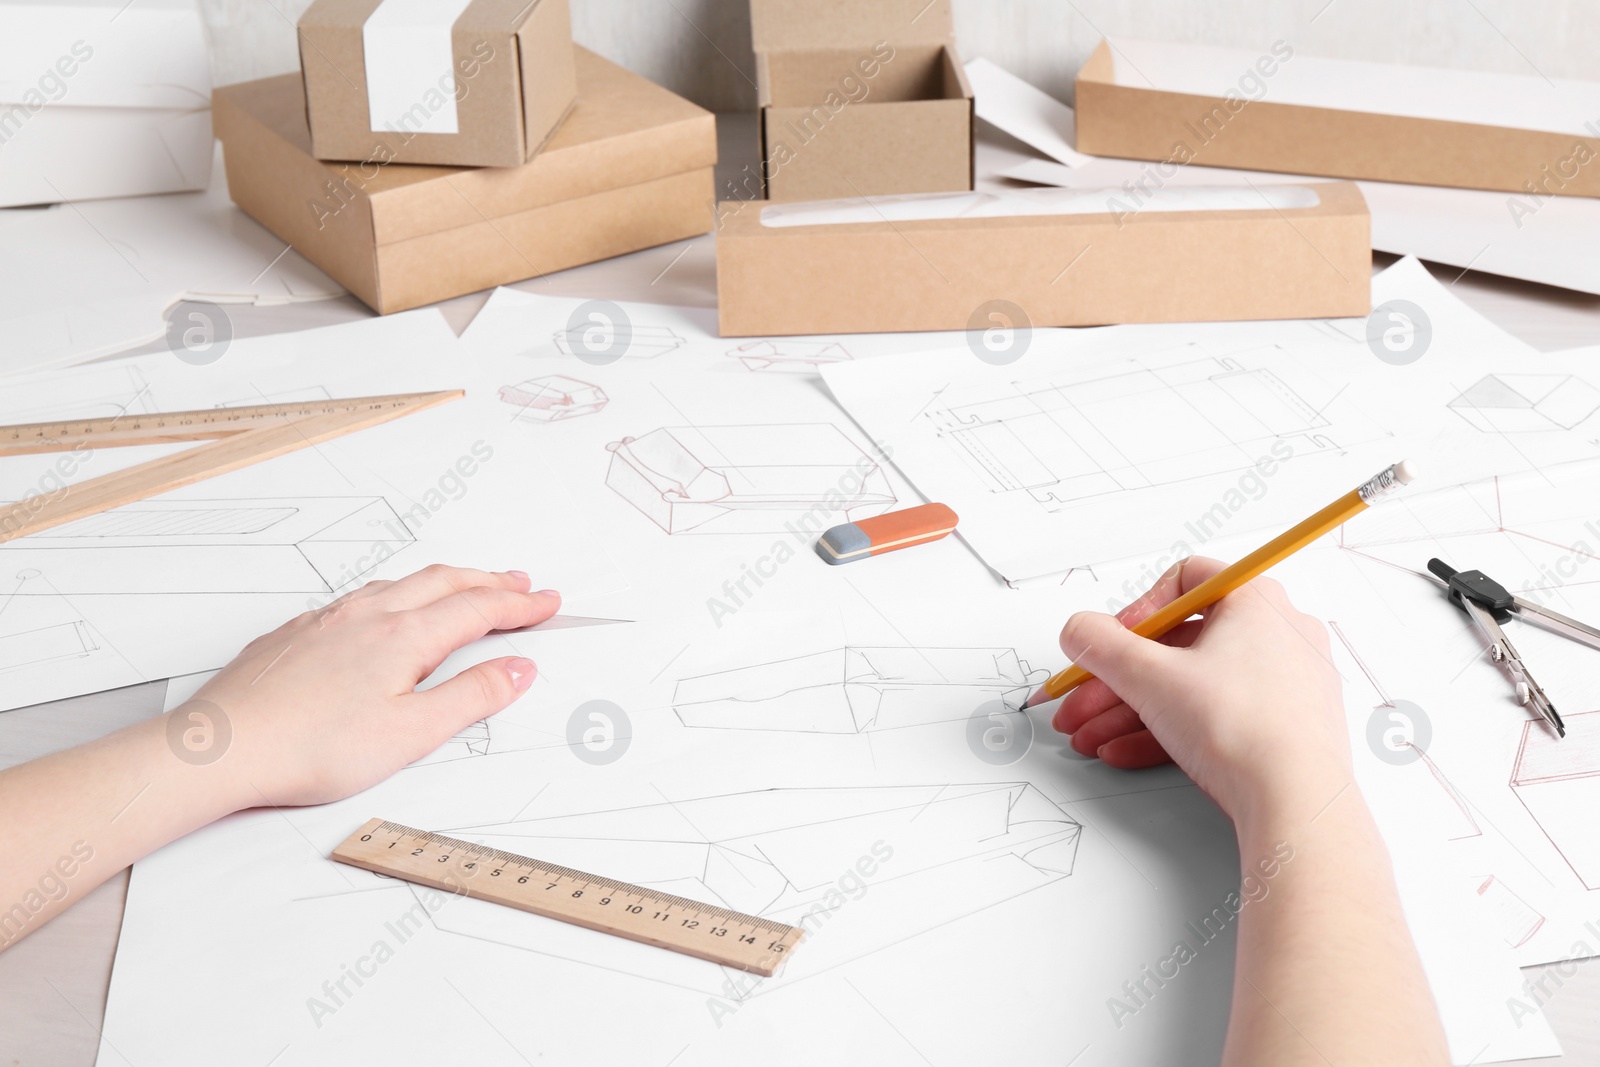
[0,143,344,378]
[966,56,1092,168]
[455,288,1014,620]
[821,257,1600,584]
[81,287,1567,1065]
[0,309,627,712]
[160,670,218,712]
[1274,463,1600,970]
[96,585,1559,1066]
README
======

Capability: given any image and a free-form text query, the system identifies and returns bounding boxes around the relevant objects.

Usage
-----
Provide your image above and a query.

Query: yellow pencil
[1020,460,1418,709]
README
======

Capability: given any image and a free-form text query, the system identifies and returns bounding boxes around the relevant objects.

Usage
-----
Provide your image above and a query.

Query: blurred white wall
[206,0,1600,108]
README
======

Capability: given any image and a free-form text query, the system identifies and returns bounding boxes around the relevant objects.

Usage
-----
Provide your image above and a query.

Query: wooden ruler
[332,819,807,976]
[0,391,461,544]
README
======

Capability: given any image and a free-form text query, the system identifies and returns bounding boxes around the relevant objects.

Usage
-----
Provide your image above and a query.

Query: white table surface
[1,114,1597,1067]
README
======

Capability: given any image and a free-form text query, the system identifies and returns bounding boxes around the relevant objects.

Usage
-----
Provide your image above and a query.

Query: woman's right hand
[1049,557,1351,826]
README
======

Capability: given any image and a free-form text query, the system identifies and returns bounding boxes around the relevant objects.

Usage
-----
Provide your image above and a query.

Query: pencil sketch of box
[0,497,414,595]
[1449,374,1600,434]
[1471,874,1545,950]
[0,569,113,678]
[499,375,609,422]
[603,424,896,534]
[1510,710,1600,890]
[421,783,1081,994]
[674,646,1045,733]
[727,340,853,373]
[552,324,685,359]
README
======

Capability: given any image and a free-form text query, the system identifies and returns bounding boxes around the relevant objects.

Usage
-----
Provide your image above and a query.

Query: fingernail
[536,588,561,598]
[507,658,536,690]
[506,570,530,581]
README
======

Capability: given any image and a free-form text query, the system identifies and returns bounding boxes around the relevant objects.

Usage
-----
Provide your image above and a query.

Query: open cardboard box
[298,0,577,167]
[213,48,716,315]
[717,182,1371,335]
[753,0,973,201]
[1075,38,1600,197]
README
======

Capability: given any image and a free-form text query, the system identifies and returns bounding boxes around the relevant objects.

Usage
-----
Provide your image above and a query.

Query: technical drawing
[0,620,99,674]
[425,783,1082,995]
[1471,874,1546,950]
[929,351,1335,511]
[1336,471,1600,629]
[1511,710,1600,890]
[0,569,108,675]
[1447,374,1600,434]
[9,363,159,423]
[498,375,609,422]
[1,497,415,595]
[412,720,492,766]
[674,646,1046,733]
[1329,621,1482,842]
[726,340,854,373]
[553,324,685,360]
[1408,742,1483,841]
[604,424,896,535]
[1332,472,1600,909]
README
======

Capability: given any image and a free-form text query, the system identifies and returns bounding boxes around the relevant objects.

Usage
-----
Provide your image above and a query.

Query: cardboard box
[1075,38,1600,197]
[752,0,973,201]
[0,0,212,206]
[298,0,577,167]
[213,49,716,315]
[716,182,1370,335]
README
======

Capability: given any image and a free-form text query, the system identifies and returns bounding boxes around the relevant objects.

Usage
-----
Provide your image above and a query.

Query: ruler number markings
[333,819,804,975]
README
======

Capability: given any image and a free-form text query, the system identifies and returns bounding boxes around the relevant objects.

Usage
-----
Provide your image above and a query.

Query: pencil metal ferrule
[1357,463,1409,505]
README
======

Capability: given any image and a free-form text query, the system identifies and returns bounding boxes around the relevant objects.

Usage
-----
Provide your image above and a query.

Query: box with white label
[298,0,577,167]
[0,0,212,206]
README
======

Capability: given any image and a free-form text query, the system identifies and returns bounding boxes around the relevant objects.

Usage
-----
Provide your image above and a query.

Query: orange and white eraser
[816,503,960,566]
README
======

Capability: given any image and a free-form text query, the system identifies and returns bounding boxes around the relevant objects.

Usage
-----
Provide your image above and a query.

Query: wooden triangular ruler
[0,391,462,545]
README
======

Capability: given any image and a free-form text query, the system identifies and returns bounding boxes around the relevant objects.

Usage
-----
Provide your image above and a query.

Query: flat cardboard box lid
[1083,37,1600,138]
[750,0,953,52]
[214,48,715,247]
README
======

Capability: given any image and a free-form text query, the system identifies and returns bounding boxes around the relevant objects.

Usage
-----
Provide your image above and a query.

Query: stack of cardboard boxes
[214,0,717,314]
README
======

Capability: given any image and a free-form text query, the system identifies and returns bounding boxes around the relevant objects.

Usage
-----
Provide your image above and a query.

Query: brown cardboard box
[299,0,577,167]
[1075,39,1600,197]
[215,49,716,315]
[753,0,973,201]
[716,182,1370,336]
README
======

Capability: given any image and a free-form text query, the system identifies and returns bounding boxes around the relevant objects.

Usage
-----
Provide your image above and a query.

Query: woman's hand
[182,564,561,809]
[1050,557,1349,824]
